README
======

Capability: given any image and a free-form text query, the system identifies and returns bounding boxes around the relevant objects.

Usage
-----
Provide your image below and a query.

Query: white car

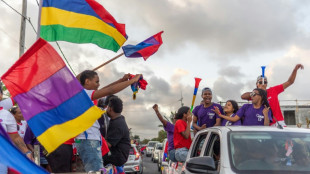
[146,141,159,157]
[163,126,310,174]
[152,143,163,163]
[158,139,169,173]
[124,144,143,174]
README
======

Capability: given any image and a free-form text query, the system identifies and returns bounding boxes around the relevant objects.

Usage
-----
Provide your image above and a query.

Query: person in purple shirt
[214,100,241,126]
[192,87,223,132]
[215,88,272,126]
[153,104,177,162]
[24,126,51,172]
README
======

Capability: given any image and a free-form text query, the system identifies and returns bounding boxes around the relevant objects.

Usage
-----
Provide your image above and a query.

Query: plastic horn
[261,66,266,85]
[190,77,202,112]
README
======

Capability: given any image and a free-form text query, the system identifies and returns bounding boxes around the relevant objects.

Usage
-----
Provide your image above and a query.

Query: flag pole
[93,52,124,71]
[36,0,43,40]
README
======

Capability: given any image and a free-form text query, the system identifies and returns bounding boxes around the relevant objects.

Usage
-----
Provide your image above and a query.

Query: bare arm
[213,106,240,122]
[214,118,221,126]
[9,133,34,160]
[153,104,167,127]
[102,74,131,89]
[181,115,192,139]
[282,64,304,90]
[241,92,251,100]
[192,116,206,131]
[92,74,141,100]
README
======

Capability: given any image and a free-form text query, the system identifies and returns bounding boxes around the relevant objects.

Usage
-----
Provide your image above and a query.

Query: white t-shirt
[76,89,101,141]
[0,108,18,134]
[0,97,14,110]
[17,120,27,139]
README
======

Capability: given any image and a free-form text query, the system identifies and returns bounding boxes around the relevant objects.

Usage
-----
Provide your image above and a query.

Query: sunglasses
[258,81,268,85]
[250,92,260,97]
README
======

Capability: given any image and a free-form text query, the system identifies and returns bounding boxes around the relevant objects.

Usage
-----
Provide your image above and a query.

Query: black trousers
[46,144,73,173]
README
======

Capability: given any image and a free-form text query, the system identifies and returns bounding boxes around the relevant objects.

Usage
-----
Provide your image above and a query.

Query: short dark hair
[9,106,18,115]
[80,70,97,86]
[226,100,239,114]
[108,96,123,113]
[175,106,190,119]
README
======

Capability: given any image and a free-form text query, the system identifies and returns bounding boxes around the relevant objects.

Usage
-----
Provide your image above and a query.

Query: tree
[141,139,150,145]
[157,130,167,142]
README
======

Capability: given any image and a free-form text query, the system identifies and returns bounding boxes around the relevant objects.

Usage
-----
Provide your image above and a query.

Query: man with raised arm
[241,64,304,126]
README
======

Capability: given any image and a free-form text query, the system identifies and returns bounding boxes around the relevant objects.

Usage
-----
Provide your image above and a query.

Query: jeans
[168,149,177,162]
[175,147,189,162]
[76,139,103,172]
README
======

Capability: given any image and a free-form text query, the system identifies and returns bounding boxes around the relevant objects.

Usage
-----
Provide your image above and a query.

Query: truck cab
[183,126,310,174]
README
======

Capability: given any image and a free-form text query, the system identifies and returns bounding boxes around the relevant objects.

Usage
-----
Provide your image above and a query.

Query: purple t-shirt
[164,122,175,151]
[221,113,242,126]
[192,103,224,128]
[236,104,272,126]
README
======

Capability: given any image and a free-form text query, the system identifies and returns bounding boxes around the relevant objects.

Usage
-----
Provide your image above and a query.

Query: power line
[0,0,37,34]
[55,41,76,76]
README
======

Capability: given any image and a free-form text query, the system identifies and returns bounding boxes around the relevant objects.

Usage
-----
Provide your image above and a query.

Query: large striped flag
[40,0,127,52]
[0,124,48,174]
[1,38,104,153]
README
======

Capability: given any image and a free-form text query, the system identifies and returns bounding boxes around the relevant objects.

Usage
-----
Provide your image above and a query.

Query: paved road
[141,153,160,174]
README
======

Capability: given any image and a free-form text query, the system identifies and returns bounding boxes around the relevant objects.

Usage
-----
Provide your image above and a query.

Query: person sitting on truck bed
[174,106,192,162]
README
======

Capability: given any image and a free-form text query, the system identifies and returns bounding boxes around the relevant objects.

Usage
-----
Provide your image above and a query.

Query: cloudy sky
[1,0,310,139]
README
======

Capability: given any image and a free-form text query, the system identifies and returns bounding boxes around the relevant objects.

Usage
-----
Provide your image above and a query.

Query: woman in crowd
[215,88,272,126]
[9,106,27,139]
[192,87,223,132]
[218,100,241,126]
[173,106,192,162]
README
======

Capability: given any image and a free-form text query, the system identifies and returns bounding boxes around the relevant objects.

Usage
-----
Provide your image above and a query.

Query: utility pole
[178,91,184,107]
[19,0,27,57]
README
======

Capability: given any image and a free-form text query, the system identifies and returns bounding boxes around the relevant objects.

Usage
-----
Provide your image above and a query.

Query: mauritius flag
[1,38,104,154]
[122,31,163,60]
[40,0,127,52]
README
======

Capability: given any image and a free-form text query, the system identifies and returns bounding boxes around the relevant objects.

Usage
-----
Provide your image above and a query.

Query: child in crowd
[174,106,192,162]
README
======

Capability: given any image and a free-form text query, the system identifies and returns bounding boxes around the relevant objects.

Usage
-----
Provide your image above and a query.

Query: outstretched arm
[241,92,251,100]
[213,106,241,122]
[152,104,168,127]
[282,64,304,90]
[92,74,142,100]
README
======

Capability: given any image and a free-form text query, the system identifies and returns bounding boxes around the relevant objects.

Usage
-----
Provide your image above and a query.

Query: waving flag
[0,125,48,174]
[1,38,104,153]
[40,0,127,52]
[122,31,163,60]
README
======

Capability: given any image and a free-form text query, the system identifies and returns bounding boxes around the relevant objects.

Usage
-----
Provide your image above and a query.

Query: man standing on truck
[241,64,304,127]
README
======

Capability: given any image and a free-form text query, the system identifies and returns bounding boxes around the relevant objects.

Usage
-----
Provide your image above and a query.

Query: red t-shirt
[267,85,284,124]
[174,120,192,149]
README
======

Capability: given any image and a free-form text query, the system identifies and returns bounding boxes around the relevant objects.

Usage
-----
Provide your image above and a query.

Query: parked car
[163,126,310,174]
[146,141,159,157]
[124,144,143,174]
[158,139,169,172]
[152,143,163,163]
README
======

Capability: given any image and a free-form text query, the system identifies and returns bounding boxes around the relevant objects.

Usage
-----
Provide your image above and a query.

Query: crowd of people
[153,64,304,163]
[0,63,304,173]
[0,69,142,173]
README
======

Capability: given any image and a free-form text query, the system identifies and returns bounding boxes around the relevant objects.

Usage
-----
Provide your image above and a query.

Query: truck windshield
[148,142,157,147]
[229,131,310,173]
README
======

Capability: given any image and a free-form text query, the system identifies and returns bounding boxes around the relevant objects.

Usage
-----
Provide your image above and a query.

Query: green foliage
[157,130,167,142]
[141,139,150,144]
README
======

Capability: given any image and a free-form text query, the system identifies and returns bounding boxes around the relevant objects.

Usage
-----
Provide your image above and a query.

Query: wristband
[24,151,32,155]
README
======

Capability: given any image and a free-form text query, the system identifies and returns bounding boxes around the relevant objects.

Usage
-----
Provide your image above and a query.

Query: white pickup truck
[165,126,310,174]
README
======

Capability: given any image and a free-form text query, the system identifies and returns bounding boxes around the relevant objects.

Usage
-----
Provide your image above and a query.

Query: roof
[199,126,310,133]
